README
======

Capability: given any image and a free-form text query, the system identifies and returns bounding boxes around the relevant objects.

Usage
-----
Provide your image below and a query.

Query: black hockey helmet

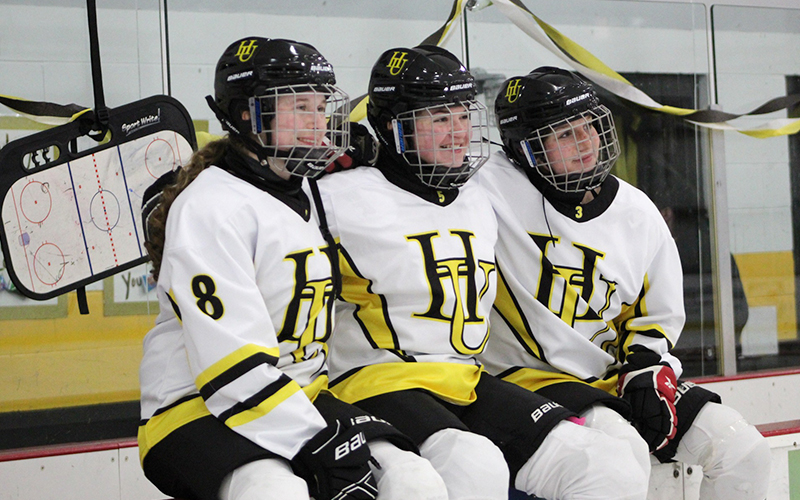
[207,37,350,178]
[495,67,619,193]
[367,45,489,189]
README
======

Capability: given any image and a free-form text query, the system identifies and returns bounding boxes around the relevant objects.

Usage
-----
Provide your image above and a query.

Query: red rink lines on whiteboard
[9,184,35,289]
[174,131,185,166]
[93,154,118,266]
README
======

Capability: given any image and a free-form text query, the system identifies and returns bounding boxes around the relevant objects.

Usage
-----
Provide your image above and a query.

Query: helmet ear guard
[390,119,407,154]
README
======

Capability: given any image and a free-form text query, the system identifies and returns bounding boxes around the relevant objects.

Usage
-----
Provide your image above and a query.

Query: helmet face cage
[519,104,619,193]
[247,83,350,178]
[391,100,490,189]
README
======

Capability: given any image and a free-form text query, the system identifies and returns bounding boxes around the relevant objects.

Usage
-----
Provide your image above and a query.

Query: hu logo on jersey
[505,79,522,103]
[407,230,495,355]
[277,248,335,361]
[530,233,617,329]
[387,51,409,76]
[236,39,258,62]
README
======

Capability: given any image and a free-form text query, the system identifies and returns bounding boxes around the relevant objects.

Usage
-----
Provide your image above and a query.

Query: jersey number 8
[192,275,225,320]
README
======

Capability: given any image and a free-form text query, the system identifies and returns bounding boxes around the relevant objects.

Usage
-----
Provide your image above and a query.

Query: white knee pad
[419,428,508,500]
[368,439,448,500]
[219,457,309,500]
[515,420,648,500]
[580,404,651,480]
[673,403,771,500]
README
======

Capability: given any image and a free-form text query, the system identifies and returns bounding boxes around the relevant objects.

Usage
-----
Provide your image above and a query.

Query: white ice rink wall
[0,372,797,500]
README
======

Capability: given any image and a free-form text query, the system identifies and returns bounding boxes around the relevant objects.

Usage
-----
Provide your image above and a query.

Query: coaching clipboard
[0,95,195,301]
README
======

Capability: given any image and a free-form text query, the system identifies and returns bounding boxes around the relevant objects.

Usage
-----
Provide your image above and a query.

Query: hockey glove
[292,420,378,500]
[617,364,678,452]
[141,167,180,246]
[327,122,379,172]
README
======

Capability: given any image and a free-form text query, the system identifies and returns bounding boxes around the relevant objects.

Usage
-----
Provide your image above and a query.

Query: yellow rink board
[0,251,796,414]
[735,251,798,342]
[0,290,153,412]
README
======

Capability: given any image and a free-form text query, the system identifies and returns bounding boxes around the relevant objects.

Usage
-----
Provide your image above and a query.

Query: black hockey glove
[291,420,378,500]
[326,122,379,173]
[617,364,678,452]
[141,167,180,245]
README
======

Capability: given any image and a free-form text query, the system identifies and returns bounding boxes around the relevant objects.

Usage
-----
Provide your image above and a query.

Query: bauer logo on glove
[292,419,378,500]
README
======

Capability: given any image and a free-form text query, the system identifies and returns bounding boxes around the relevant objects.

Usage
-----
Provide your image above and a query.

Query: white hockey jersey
[138,166,333,462]
[317,165,498,406]
[475,152,684,394]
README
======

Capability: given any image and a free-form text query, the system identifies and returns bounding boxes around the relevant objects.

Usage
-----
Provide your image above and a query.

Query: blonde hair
[145,137,234,280]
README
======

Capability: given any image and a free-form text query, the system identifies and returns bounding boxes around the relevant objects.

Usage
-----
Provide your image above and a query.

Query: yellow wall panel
[735,251,797,342]
[0,290,155,411]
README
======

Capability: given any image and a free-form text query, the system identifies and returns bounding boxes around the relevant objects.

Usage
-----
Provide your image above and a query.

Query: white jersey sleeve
[476,152,684,390]
[139,166,332,460]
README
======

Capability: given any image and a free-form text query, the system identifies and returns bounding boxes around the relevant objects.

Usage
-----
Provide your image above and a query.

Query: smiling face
[271,92,329,150]
[411,103,472,168]
[541,114,600,175]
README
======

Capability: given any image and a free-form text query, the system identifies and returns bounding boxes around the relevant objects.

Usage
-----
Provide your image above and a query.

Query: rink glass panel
[0,0,799,449]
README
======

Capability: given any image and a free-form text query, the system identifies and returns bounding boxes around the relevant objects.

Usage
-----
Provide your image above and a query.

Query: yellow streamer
[489,0,800,137]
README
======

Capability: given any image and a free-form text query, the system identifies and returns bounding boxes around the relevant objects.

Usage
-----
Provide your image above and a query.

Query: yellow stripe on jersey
[302,373,328,402]
[137,395,209,464]
[614,274,671,362]
[331,362,482,405]
[137,377,327,465]
[195,343,281,392]
[502,367,618,395]
[224,379,302,428]
[338,248,400,350]
[493,268,544,360]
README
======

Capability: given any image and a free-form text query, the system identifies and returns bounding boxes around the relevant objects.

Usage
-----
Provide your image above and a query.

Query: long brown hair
[145,137,233,280]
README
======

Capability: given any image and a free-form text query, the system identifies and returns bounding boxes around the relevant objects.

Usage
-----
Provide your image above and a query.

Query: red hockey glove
[291,420,378,500]
[617,364,678,452]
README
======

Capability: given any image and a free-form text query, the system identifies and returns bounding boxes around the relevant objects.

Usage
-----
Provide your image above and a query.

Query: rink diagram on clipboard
[2,131,193,294]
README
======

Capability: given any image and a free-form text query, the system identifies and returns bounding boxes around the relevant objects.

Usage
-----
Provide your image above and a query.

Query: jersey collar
[544,175,619,222]
[375,150,459,207]
[218,148,311,221]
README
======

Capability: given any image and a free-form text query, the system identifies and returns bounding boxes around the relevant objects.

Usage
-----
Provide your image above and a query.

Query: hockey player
[137,37,448,500]
[317,46,649,500]
[477,66,771,500]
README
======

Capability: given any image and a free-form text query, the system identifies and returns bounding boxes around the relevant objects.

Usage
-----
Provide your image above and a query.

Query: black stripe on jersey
[329,366,365,388]
[217,373,294,422]
[140,393,203,426]
[497,366,605,387]
[493,266,548,363]
[495,366,522,380]
[167,292,182,320]
[615,284,674,366]
[198,352,280,401]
